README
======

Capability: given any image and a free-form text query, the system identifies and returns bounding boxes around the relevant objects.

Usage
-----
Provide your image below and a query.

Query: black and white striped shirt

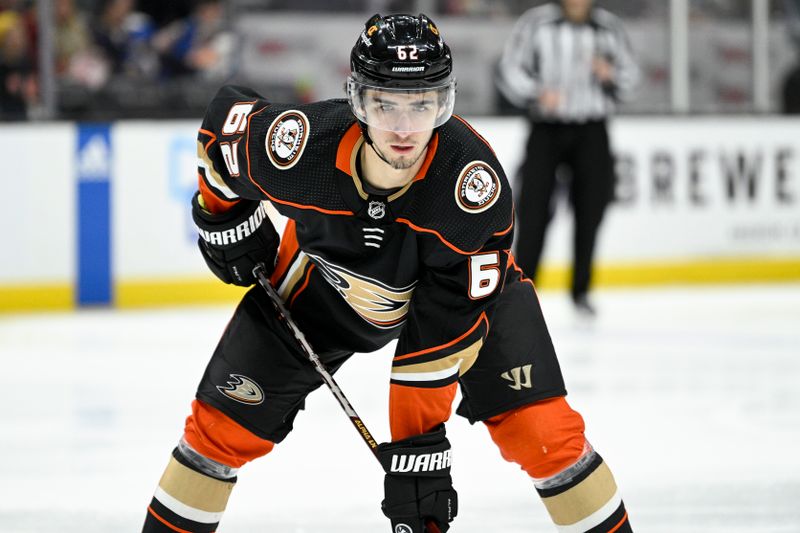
[498,3,639,122]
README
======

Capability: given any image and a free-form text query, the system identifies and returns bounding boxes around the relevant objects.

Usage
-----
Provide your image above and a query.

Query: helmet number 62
[396,45,419,60]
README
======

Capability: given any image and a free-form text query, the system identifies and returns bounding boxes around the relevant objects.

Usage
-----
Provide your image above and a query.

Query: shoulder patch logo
[266,110,310,170]
[455,161,501,213]
[216,374,265,405]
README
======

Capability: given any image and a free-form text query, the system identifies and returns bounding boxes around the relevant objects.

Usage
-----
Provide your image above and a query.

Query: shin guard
[534,446,631,532]
[143,448,236,533]
[485,398,632,532]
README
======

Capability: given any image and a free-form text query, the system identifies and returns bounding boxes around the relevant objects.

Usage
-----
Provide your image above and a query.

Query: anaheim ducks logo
[455,161,501,213]
[266,110,309,170]
[309,253,415,329]
[216,374,264,405]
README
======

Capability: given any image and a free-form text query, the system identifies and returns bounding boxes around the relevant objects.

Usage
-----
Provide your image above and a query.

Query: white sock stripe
[154,487,224,525]
[362,228,385,233]
[553,490,622,533]
[364,235,383,240]
[365,242,381,248]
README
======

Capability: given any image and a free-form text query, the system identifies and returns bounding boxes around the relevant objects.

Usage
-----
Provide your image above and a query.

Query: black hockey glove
[191,194,279,286]
[377,425,458,533]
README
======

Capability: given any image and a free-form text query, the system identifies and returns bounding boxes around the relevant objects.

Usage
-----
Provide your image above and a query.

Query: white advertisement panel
[112,120,206,279]
[0,124,75,283]
[471,116,800,265]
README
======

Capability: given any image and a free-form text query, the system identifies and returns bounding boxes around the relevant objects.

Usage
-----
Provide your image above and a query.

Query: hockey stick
[253,264,443,533]
[252,263,380,458]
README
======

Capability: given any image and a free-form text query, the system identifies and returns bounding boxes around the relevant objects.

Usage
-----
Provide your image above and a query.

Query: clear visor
[346,76,456,133]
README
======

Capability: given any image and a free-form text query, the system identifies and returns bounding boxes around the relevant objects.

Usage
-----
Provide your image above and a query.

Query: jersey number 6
[468,252,500,299]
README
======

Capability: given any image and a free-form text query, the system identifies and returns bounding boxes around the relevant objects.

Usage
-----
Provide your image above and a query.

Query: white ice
[1,283,799,532]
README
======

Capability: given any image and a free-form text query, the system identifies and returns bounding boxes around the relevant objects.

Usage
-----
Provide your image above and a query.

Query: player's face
[363,89,440,133]
[562,0,593,22]
[363,89,437,170]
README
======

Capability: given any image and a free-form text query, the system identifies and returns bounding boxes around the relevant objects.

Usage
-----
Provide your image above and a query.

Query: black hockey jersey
[197,85,516,439]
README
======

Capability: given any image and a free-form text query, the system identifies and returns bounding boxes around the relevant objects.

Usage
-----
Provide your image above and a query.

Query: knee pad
[483,397,586,479]
[184,399,275,468]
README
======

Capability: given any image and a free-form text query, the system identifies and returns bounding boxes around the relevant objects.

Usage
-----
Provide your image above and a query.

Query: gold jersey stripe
[392,338,482,377]
[158,457,234,514]
[541,461,618,526]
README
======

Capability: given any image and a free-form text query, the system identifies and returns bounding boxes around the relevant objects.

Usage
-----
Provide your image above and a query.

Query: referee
[498,0,639,315]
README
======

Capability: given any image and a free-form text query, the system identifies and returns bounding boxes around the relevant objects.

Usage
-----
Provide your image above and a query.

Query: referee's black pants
[514,119,614,300]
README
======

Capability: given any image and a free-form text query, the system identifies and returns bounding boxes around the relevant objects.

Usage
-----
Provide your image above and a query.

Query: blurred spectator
[90,0,157,81]
[152,0,233,80]
[53,0,107,89]
[137,0,193,29]
[0,9,37,119]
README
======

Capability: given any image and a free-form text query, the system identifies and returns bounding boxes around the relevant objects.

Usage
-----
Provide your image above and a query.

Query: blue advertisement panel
[77,124,112,306]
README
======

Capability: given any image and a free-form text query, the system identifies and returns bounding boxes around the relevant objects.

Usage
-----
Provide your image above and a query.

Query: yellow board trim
[0,284,73,313]
[116,277,248,308]
[2,258,799,312]
[535,257,800,290]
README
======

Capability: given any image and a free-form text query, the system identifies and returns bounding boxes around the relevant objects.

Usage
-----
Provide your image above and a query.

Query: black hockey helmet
[347,13,456,133]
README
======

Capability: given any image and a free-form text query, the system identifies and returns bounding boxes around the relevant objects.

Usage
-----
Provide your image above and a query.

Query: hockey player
[142,13,632,533]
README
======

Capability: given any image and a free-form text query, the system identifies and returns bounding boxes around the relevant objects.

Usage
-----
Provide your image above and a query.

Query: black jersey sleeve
[196,84,355,216]
[196,85,271,211]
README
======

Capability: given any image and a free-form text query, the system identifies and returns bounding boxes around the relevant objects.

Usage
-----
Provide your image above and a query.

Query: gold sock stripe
[158,457,235,514]
[541,461,618,526]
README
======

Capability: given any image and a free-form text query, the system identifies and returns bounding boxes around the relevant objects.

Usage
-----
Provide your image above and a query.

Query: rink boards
[1,116,798,311]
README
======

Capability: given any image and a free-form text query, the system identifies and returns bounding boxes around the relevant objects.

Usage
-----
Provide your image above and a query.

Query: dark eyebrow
[370,96,434,106]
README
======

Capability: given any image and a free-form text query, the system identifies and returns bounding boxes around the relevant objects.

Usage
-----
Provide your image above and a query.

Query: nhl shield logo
[455,161,501,213]
[266,110,310,170]
[367,200,386,220]
[394,524,412,533]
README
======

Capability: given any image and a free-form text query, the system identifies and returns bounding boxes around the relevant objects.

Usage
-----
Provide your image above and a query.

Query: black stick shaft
[253,265,380,459]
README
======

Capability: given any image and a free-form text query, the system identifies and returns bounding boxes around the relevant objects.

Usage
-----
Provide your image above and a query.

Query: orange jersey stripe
[411,133,438,183]
[389,381,458,441]
[609,512,630,533]
[393,312,488,363]
[395,217,480,255]
[335,123,362,175]
[289,263,316,308]
[147,506,202,533]
[198,128,217,152]
[506,251,538,295]
[453,115,495,156]
[198,173,239,214]
[335,124,438,185]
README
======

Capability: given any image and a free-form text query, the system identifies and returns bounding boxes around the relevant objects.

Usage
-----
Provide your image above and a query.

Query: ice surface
[1,284,799,532]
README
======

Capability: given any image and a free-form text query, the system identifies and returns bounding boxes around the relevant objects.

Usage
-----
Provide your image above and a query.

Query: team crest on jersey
[308,253,415,329]
[367,201,386,220]
[455,161,501,213]
[266,110,309,170]
[216,374,264,405]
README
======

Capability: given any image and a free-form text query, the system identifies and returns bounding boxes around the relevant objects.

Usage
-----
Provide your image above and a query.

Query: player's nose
[392,113,414,138]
